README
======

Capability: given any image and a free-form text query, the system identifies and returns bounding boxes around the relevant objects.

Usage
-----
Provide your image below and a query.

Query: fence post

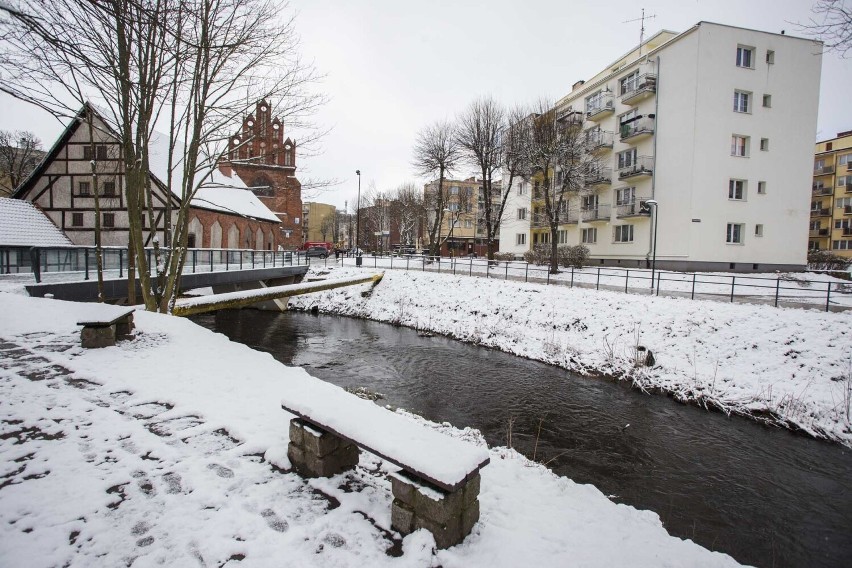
[596,267,600,290]
[774,278,780,307]
[226,250,230,271]
[826,284,831,312]
[505,262,509,281]
[691,273,696,300]
[407,256,410,271]
[656,272,661,296]
[252,251,256,268]
[119,249,123,278]
[730,276,736,303]
[625,269,629,293]
[486,261,490,279]
[239,251,243,270]
[571,266,574,288]
[470,257,473,277]
[210,251,213,272]
[422,256,426,272]
[453,257,456,276]
[547,269,550,285]
[525,263,529,283]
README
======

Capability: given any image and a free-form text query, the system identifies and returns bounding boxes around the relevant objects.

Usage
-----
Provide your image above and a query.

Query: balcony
[586,130,614,152]
[617,156,654,179]
[557,109,585,126]
[812,185,832,196]
[809,228,829,237]
[616,199,652,218]
[619,118,655,142]
[581,204,611,222]
[584,167,612,187]
[811,208,831,217]
[620,74,657,105]
[814,165,834,176]
[586,93,615,121]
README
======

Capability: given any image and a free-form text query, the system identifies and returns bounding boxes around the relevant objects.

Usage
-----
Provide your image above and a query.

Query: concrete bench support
[79,312,135,349]
[390,470,481,549]
[287,418,360,478]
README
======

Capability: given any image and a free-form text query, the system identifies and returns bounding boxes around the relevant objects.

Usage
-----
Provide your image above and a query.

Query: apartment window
[78,181,91,196]
[757,181,766,194]
[728,179,746,200]
[726,223,744,244]
[731,135,749,157]
[102,213,115,228]
[755,224,764,237]
[449,185,459,195]
[736,45,754,68]
[540,232,550,244]
[839,154,851,167]
[837,175,851,187]
[582,227,597,244]
[71,212,83,227]
[585,90,607,113]
[733,90,751,113]
[810,220,821,230]
[103,181,117,196]
[517,207,527,220]
[448,203,459,212]
[464,219,473,229]
[760,138,769,151]
[617,148,638,169]
[619,70,639,95]
[516,233,526,246]
[834,219,852,229]
[762,94,772,108]
[518,182,527,196]
[766,50,775,64]
[837,197,852,209]
[616,186,635,205]
[833,240,852,250]
[614,224,634,243]
[558,230,569,245]
[83,144,108,160]
[581,194,598,210]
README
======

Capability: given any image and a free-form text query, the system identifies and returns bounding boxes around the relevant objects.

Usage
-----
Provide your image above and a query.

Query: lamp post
[355,170,361,251]
[642,199,659,291]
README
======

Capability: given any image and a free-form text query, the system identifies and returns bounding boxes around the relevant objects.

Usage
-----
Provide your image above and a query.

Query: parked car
[305,246,329,259]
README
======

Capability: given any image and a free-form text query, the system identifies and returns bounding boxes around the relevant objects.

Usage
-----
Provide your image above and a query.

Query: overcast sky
[1,0,849,211]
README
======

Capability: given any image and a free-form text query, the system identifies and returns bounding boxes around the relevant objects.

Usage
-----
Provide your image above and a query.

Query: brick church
[220,100,303,249]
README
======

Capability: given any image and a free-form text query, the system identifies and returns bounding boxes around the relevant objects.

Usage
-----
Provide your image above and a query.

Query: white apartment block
[501,22,821,272]
[500,178,531,257]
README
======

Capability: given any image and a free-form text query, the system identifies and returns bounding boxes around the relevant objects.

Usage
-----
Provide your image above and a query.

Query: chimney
[838,130,852,138]
[572,80,585,91]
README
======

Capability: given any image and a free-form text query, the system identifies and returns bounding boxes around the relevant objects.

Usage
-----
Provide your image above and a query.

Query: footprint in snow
[260,509,289,533]
[207,463,234,478]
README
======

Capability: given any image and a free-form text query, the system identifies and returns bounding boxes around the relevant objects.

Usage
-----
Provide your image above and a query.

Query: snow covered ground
[290,265,852,448]
[0,292,741,567]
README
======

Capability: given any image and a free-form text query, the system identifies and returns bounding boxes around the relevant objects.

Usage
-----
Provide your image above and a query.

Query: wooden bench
[281,379,490,549]
[77,307,135,348]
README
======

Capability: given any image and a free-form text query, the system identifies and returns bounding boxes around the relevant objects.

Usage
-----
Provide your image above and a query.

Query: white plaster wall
[498,174,531,257]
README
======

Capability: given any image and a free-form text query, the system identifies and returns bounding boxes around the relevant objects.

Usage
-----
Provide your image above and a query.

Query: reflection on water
[192,309,852,568]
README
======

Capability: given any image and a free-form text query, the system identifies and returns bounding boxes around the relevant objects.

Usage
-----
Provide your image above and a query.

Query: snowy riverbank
[0,292,741,567]
[290,265,852,447]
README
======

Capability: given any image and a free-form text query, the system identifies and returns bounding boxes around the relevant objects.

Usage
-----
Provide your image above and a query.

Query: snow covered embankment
[291,266,852,447]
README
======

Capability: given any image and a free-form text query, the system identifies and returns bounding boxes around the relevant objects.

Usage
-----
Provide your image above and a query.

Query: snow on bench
[282,376,489,548]
[76,305,135,348]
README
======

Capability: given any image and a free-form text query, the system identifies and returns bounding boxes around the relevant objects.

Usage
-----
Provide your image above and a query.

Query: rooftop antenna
[624,8,657,57]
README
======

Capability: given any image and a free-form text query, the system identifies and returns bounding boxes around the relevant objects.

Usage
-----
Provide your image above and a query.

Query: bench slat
[281,377,489,493]
[76,307,135,327]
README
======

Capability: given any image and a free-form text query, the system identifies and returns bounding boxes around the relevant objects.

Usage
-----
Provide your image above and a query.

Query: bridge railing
[0,245,310,282]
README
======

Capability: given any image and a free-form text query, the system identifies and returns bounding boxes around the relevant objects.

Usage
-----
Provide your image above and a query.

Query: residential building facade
[810,130,852,257]
[501,22,821,271]
[302,201,337,243]
[424,177,502,256]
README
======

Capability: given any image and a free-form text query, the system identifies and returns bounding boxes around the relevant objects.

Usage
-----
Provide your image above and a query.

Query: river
[192,309,852,568]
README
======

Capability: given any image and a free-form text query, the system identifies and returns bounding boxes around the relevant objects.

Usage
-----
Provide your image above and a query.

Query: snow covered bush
[558,245,590,269]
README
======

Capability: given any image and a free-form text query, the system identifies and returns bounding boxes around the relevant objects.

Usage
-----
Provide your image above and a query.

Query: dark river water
[192,309,852,568]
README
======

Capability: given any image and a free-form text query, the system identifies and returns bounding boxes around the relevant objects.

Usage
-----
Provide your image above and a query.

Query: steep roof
[0,198,72,247]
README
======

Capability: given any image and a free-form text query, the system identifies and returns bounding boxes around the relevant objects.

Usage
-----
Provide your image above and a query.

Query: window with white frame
[838,175,852,187]
[835,219,852,229]
[558,229,569,244]
[731,135,749,157]
[517,207,527,220]
[581,194,598,210]
[619,70,639,95]
[616,186,635,205]
[450,186,459,195]
[614,224,633,243]
[726,223,744,244]
[832,240,852,250]
[518,182,527,195]
[585,90,606,113]
[516,233,526,245]
[464,219,473,229]
[755,224,764,237]
[839,154,852,167]
[582,227,597,244]
[729,179,746,200]
[540,231,550,244]
[733,90,751,113]
[736,45,754,68]
[837,197,852,209]
[617,147,638,169]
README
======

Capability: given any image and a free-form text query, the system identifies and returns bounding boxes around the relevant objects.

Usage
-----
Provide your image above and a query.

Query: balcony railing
[616,199,652,218]
[580,204,611,222]
[586,93,614,121]
[586,130,614,151]
[532,209,579,227]
[619,118,655,141]
[811,208,831,216]
[812,185,832,196]
[814,165,834,175]
[620,74,657,104]
[557,110,585,126]
[617,156,654,179]
[809,228,830,237]
[585,167,612,187]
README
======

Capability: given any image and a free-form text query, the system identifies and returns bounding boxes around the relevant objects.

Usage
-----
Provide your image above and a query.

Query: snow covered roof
[0,198,72,247]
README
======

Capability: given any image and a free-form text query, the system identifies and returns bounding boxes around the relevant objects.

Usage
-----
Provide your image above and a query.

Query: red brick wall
[188,207,279,250]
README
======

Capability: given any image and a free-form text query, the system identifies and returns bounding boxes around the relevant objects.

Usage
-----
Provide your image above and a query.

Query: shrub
[807,250,852,272]
[493,252,516,262]
[523,244,550,266]
[557,245,590,269]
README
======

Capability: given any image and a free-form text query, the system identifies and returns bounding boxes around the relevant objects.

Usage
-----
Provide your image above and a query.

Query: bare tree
[0,130,42,196]
[390,183,424,248]
[0,0,323,312]
[514,99,601,274]
[361,185,392,253]
[456,97,506,260]
[412,120,461,257]
[799,0,851,57]
[319,212,334,242]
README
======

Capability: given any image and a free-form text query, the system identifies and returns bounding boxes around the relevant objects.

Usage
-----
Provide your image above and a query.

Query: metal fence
[337,254,851,312]
[0,245,312,282]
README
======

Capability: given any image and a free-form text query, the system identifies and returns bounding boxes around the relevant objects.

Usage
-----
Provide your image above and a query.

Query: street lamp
[355,170,361,251]
[641,199,659,290]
